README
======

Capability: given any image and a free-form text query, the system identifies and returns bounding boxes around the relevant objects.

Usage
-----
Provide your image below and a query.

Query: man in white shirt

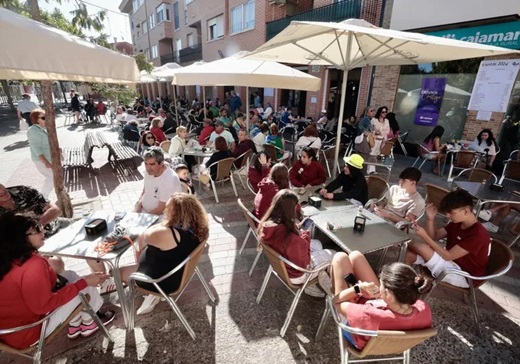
[135,147,182,215]
[17,93,39,126]
[372,167,425,223]
[209,120,235,149]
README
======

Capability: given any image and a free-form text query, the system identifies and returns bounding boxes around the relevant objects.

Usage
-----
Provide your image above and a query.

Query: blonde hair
[176,125,187,136]
[163,193,209,243]
[151,117,163,127]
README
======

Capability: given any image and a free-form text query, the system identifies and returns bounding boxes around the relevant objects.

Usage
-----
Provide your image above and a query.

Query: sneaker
[318,270,333,297]
[97,310,116,326]
[99,277,116,295]
[67,322,82,339]
[304,283,325,298]
[477,209,492,221]
[482,222,499,233]
[137,294,161,315]
[199,174,210,185]
[79,310,116,338]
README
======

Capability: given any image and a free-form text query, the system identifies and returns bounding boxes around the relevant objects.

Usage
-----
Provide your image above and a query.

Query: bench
[62,131,106,173]
[106,141,142,171]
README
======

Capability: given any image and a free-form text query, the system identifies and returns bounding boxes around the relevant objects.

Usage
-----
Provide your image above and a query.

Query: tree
[134,53,154,73]
[92,83,138,106]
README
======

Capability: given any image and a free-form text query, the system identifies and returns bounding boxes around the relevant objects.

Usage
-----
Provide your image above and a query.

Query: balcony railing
[160,44,202,66]
[266,0,362,41]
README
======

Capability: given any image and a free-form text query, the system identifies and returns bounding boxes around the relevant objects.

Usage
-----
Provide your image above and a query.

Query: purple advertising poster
[414,77,447,126]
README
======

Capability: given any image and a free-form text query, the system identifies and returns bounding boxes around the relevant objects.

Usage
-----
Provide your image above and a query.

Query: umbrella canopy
[245,19,519,174]
[172,51,320,91]
[0,8,138,83]
[152,62,182,79]
[138,70,160,83]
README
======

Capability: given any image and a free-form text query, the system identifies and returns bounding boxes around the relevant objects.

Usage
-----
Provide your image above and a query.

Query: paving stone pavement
[0,109,519,363]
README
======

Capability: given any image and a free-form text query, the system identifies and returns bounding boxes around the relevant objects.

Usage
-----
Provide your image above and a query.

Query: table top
[357,153,394,168]
[182,148,213,157]
[40,211,159,261]
[455,180,520,204]
[311,207,410,255]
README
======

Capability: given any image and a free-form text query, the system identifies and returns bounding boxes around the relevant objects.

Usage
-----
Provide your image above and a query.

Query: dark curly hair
[0,212,39,280]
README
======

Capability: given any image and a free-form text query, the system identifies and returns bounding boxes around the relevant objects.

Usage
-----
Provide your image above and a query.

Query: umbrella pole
[203,86,206,118]
[173,84,179,124]
[246,86,249,130]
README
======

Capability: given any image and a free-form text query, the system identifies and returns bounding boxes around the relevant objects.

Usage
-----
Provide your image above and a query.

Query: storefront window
[394,60,480,144]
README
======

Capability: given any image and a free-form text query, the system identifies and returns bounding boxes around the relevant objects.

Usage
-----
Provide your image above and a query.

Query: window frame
[151,45,158,59]
[173,1,180,30]
[207,14,224,42]
[149,13,156,30]
[156,3,171,24]
[230,0,255,35]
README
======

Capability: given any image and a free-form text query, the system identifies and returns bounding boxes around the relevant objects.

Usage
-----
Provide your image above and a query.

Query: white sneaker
[477,209,492,221]
[137,294,161,315]
[318,270,333,297]
[99,277,116,295]
[304,284,325,298]
[482,222,499,233]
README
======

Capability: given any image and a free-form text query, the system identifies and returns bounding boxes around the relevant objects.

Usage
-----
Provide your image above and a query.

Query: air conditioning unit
[269,0,286,5]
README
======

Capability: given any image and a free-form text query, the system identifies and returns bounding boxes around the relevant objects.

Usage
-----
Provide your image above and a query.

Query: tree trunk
[28,0,73,217]
[1,79,15,111]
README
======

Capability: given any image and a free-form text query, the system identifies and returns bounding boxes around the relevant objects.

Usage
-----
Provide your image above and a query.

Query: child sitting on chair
[175,164,195,195]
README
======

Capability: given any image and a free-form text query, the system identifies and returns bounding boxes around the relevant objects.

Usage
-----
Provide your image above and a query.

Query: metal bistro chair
[263,143,290,165]
[446,150,477,182]
[363,175,390,209]
[379,140,395,158]
[447,167,497,189]
[237,198,262,276]
[423,238,513,336]
[233,149,253,189]
[256,242,330,337]
[127,242,215,340]
[412,143,439,171]
[159,140,171,154]
[499,149,520,184]
[320,145,337,178]
[315,297,438,364]
[60,108,75,126]
[0,294,113,364]
[396,130,410,156]
[206,157,238,203]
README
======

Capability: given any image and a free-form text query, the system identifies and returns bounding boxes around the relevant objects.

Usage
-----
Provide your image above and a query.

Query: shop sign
[414,77,447,127]
[427,21,520,50]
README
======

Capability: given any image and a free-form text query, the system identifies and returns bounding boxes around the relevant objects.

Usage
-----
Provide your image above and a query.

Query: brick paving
[0,110,519,363]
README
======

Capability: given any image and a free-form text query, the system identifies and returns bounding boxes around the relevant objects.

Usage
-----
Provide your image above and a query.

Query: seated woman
[120,194,209,315]
[199,119,215,146]
[168,125,188,157]
[140,131,157,156]
[150,117,167,145]
[320,154,368,205]
[289,147,327,188]
[200,136,233,185]
[421,125,446,175]
[386,112,400,140]
[248,153,271,194]
[295,124,322,154]
[254,163,289,219]
[469,128,497,168]
[258,189,335,297]
[318,251,433,351]
[0,213,114,349]
[265,124,291,161]
[122,120,140,150]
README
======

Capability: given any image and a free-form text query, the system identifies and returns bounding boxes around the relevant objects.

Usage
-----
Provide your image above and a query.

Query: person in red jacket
[289,147,327,187]
[198,119,215,146]
[248,153,271,193]
[0,213,114,349]
[150,117,167,144]
[254,162,289,219]
[258,189,335,297]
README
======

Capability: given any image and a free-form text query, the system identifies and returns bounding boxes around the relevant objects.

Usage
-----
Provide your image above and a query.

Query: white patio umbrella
[172,51,321,128]
[245,18,518,175]
[0,8,138,83]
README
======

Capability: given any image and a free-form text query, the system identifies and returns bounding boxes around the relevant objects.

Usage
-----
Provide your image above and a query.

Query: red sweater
[259,222,310,278]
[150,126,167,144]
[199,125,215,145]
[248,165,270,193]
[254,178,279,219]
[289,160,327,187]
[0,255,87,349]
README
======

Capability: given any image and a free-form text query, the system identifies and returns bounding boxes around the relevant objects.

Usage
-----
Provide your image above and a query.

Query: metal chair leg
[239,227,252,255]
[280,287,305,337]
[403,349,411,364]
[256,266,272,304]
[468,283,482,337]
[195,267,216,302]
[230,175,238,197]
[418,158,427,170]
[315,304,330,340]
[338,325,347,364]
[164,296,197,340]
[79,294,114,342]
[211,180,219,203]
[412,156,420,168]
[127,285,136,332]
[235,169,246,189]
[248,249,262,277]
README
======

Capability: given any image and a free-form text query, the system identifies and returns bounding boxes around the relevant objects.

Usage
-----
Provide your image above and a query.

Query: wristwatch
[353,284,361,295]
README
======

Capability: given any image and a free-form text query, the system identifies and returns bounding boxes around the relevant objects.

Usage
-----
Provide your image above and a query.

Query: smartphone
[114,211,127,222]
[301,218,314,230]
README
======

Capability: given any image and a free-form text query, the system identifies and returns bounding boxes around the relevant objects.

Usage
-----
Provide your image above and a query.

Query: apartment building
[119,0,385,120]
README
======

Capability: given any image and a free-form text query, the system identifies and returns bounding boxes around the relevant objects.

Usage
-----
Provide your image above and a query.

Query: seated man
[372,167,425,224]
[406,190,490,288]
[232,129,255,167]
[209,120,235,149]
[135,147,182,216]
[0,184,62,227]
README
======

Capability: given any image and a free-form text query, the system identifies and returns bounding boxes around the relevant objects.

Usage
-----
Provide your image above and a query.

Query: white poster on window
[264,88,274,97]
[476,110,492,121]
[468,59,520,112]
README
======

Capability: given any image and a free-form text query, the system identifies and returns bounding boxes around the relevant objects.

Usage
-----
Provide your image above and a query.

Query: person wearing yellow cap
[319,154,368,205]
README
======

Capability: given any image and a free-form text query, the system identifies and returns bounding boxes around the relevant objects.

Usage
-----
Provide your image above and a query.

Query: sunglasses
[26,224,43,235]
[39,116,46,120]
[146,136,155,140]
[381,111,387,114]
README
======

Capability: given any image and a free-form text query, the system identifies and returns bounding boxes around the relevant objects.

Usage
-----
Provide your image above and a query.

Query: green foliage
[133,53,154,72]
[92,83,138,106]
[70,1,106,32]
[41,8,84,37]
